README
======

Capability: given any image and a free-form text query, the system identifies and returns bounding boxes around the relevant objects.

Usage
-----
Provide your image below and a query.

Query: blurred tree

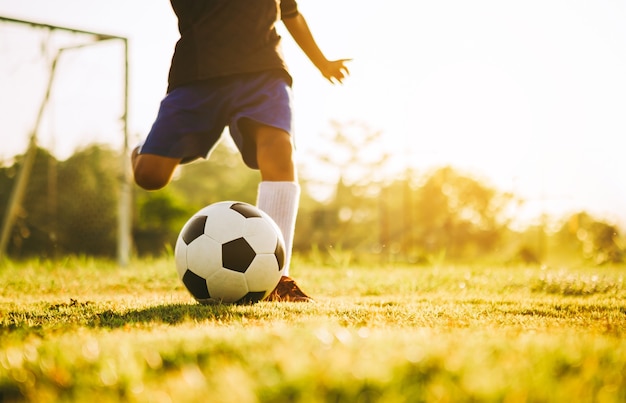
[409,166,514,260]
[3,138,623,264]
[296,121,390,260]
[0,147,59,257]
[0,145,123,258]
[133,189,189,256]
[55,145,120,256]
[555,212,624,264]
[376,172,421,262]
[504,224,546,265]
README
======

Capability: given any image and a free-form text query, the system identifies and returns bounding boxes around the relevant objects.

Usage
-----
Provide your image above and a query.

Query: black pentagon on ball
[230,202,262,218]
[181,215,208,245]
[236,291,267,304]
[182,269,210,300]
[274,239,285,269]
[222,237,256,273]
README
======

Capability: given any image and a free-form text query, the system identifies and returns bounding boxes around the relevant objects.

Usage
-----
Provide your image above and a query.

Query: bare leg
[239,118,296,181]
[239,120,311,301]
[131,146,182,191]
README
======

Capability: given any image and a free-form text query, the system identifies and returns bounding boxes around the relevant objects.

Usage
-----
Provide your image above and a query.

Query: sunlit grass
[1,257,626,402]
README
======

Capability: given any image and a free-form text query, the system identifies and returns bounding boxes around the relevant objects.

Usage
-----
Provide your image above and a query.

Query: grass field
[1,257,625,402]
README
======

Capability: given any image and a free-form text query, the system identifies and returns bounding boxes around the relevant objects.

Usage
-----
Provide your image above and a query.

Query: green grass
[1,257,625,402]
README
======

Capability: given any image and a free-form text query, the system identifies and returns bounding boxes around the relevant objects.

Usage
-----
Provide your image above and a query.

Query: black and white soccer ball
[174,201,285,304]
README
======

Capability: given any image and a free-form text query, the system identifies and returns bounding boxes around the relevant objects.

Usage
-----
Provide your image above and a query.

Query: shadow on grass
[91,302,239,328]
[1,299,251,332]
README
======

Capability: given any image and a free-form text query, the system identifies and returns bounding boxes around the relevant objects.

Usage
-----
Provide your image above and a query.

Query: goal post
[0,16,132,266]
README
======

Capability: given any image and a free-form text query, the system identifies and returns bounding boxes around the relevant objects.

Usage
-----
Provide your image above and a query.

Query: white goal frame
[0,16,132,266]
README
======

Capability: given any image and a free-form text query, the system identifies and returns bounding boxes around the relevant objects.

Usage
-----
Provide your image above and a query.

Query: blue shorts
[139,70,294,169]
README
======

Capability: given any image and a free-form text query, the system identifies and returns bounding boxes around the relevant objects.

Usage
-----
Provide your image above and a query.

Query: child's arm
[283,13,350,84]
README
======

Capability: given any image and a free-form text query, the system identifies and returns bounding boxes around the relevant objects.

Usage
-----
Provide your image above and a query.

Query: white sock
[256,181,300,277]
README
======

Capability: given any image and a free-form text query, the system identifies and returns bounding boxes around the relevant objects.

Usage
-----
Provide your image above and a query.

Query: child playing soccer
[131,0,350,301]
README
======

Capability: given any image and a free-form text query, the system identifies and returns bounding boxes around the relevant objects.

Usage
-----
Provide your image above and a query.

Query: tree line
[1,124,624,265]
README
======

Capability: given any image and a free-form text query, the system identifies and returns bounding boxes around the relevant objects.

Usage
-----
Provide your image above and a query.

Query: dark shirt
[167,0,299,91]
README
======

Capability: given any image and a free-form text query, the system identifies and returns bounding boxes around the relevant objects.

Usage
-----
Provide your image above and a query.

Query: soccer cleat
[265,276,314,302]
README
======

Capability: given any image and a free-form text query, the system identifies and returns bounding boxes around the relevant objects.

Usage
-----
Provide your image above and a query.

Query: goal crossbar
[0,15,126,40]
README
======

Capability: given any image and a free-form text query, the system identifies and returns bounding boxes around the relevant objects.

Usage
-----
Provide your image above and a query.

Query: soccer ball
[174,201,285,304]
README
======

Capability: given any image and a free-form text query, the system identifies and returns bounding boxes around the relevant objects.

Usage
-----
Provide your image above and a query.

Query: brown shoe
[265,276,314,302]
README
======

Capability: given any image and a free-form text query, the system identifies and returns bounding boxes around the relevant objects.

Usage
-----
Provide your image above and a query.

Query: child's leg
[238,119,310,301]
[245,122,296,182]
[131,147,181,191]
[256,181,300,276]
[242,120,299,275]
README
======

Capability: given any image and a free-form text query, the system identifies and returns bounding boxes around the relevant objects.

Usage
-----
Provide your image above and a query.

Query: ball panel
[256,208,286,241]
[244,254,283,291]
[186,235,222,279]
[222,237,256,273]
[242,217,281,253]
[202,207,247,244]
[174,235,189,279]
[181,215,208,245]
[275,239,285,270]
[206,270,249,302]
[192,201,230,216]
[230,202,262,218]
[182,269,210,300]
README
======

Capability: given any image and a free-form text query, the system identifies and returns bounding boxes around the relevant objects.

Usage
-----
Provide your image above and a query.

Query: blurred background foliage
[0,122,623,266]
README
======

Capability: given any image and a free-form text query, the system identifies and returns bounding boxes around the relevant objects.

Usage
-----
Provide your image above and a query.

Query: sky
[1,0,625,229]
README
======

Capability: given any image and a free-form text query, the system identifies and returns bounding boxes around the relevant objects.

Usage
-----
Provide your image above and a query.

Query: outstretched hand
[320,58,352,84]
[282,13,351,85]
